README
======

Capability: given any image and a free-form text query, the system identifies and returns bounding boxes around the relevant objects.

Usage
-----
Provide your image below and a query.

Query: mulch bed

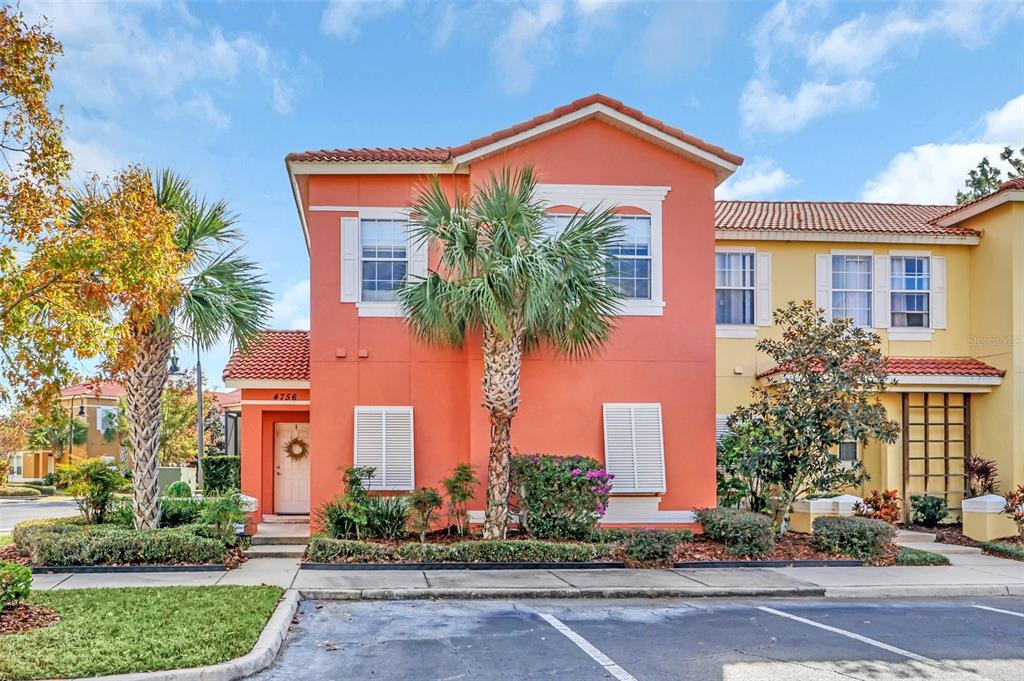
[225,545,248,570]
[0,544,29,566]
[902,523,979,547]
[0,604,60,635]
[676,532,857,564]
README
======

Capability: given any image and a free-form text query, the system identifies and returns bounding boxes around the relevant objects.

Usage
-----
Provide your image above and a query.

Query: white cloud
[741,77,873,135]
[181,94,231,129]
[741,0,1019,134]
[717,159,796,200]
[271,280,311,330]
[618,2,727,79]
[491,1,566,94]
[66,137,124,180]
[271,78,295,115]
[320,0,403,39]
[861,95,1024,203]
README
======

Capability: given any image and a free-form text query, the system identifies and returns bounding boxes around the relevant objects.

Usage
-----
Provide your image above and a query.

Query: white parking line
[973,604,1024,619]
[757,606,939,665]
[535,611,639,681]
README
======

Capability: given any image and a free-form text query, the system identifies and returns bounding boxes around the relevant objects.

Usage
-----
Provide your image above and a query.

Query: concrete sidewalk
[29,553,1024,598]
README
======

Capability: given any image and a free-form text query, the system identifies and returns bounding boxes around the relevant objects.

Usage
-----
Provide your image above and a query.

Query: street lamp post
[67,396,85,463]
[169,339,205,490]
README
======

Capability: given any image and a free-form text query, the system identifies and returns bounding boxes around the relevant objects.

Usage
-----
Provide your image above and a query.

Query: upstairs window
[544,213,652,301]
[360,218,408,302]
[715,252,755,325]
[891,256,930,328]
[831,255,872,327]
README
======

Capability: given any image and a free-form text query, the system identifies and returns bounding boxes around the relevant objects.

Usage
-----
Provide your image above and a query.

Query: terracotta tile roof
[715,201,979,237]
[287,94,742,168]
[223,330,309,382]
[60,380,124,398]
[286,147,452,163]
[757,357,1003,379]
[212,389,241,409]
[930,177,1024,224]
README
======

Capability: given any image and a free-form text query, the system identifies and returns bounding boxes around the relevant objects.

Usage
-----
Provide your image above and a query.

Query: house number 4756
[273,393,298,401]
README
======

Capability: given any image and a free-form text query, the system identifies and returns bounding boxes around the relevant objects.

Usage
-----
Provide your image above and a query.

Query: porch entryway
[274,422,310,514]
[901,392,970,517]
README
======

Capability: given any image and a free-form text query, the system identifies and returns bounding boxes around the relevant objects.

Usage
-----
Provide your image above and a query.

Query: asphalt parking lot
[250,596,1024,680]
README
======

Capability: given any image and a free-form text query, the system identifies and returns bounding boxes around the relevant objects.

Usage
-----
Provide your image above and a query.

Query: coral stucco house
[224,95,743,525]
[225,93,1024,528]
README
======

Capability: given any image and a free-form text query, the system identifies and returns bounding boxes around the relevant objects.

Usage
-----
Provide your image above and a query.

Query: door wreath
[283,435,309,462]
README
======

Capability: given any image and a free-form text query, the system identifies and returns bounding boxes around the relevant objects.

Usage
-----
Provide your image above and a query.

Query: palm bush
[400,166,625,538]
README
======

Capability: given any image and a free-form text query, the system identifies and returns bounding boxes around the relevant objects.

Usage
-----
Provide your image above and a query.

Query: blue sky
[26,0,1024,386]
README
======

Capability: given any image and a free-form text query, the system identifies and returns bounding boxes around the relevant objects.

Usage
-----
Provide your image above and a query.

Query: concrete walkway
[29,552,1024,598]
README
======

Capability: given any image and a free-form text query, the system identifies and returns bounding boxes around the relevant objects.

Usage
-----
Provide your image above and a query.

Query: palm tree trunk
[481,319,523,540]
[122,321,172,530]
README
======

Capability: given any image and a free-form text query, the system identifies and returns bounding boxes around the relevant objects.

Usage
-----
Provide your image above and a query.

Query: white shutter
[602,403,665,493]
[815,254,831,318]
[715,414,730,443]
[408,229,428,280]
[932,255,946,329]
[873,255,890,329]
[354,407,414,490]
[755,252,772,327]
[341,217,359,302]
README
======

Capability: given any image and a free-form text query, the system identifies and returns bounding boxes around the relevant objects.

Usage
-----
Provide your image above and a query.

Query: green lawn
[894,546,951,566]
[0,586,283,681]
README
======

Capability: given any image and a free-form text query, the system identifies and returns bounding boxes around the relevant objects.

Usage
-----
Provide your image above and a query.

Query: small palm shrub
[813,516,895,560]
[910,495,948,527]
[511,454,614,540]
[0,561,31,609]
[442,463,476,535]
[1003,485,1024,539]
[315,466,374,539]
[199,492,246,537]
[160,496,204,528]
[696,508,774,559]
[853,489,901,525]
[365,495,409,540]
[967,455,999,497]
[409,487,443,542]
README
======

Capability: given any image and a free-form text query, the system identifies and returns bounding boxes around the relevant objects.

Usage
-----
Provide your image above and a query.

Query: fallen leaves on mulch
[676,533,855,563]
[902,523,979,547]
[225,545,248,570]
[0,543,29,566]
[0,604,60,635]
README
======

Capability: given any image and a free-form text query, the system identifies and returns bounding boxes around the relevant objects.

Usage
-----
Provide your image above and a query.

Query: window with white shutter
[354,406,414,491]
[602,403,666,493]
[715,414,730,443]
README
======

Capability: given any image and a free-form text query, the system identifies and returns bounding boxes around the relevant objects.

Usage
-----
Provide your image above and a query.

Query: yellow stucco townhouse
[713,178,1024,518]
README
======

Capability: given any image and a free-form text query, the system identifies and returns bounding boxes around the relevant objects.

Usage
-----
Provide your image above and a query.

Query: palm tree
[400,166,625,539]
[30,407,87,462]
[80,171,272,529]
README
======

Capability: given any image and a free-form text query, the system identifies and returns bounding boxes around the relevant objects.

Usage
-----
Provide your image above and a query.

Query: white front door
[274,423,310,514]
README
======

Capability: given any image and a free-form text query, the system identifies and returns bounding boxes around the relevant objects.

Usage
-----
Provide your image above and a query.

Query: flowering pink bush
[511,454,614,539]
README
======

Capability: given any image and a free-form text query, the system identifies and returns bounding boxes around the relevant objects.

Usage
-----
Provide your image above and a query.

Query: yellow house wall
[61,395,121,462]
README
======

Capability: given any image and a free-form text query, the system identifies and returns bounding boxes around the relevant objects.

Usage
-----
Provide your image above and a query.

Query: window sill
[356,302,404,318]
[888,328,934,342]
[618,300,665,316]
[716,325,757,339]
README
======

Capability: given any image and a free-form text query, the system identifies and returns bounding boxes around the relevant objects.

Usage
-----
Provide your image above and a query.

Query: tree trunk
[480,319,523,540]
[121,321,173,530]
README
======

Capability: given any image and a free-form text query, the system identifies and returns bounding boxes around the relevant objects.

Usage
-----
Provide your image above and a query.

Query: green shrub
[166,481,193,498]
[697,507,775,559]
[618,530,689,565]
[12,517,85,549]
[980,541,1024,562]
[199,492,246,537]
[41,472,58,486]
[201,456,240,493]
[365,495,409,540]
[19,482,56,495]
[314,467,375,539]
[813,515,896,560]
[442,463,476,535]
[160,497,205,528]
[106,496,135,526]
[409,487,442,542]
[895,547,950,566]
[591,528,694,545]
[57,459,130,523]
[396,540,616,564]
[910,495,948,527]
[510,454,613,540]
[0,561,31,609]
[0,486,41,496]
[29,526,226,566]
[305,536,396,563]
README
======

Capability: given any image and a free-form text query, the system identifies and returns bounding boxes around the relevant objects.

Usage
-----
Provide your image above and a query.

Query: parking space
[250,597,1024,680]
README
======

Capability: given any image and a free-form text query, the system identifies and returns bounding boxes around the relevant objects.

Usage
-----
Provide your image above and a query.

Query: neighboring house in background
[11,381,124,482]
[223,94,1024,528]
[213,389,242,457]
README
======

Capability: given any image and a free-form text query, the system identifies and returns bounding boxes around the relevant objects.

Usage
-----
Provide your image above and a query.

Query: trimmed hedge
[813,516,895,560]
[895,546,950,566]
[980,541,1024,562]
[11,517,85,549]
[18,482,56,495]
[201,456,240,493]
[696,507,775,558]
[0,561,31,609]
[0,486,41,497]
[590,528,693,565]
[305,535,617,564]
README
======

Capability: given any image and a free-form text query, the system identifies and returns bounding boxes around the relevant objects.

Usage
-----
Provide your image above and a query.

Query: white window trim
[888,250,935,340]
[535,184,669,316]
[715,246,757,335]
[355,210,413,318]
[828,249,874,328]
[354,405,415,491]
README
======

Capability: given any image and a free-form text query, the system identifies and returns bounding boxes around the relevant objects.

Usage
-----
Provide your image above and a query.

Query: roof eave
[932,190,1024,227]
[715,228,980,245]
